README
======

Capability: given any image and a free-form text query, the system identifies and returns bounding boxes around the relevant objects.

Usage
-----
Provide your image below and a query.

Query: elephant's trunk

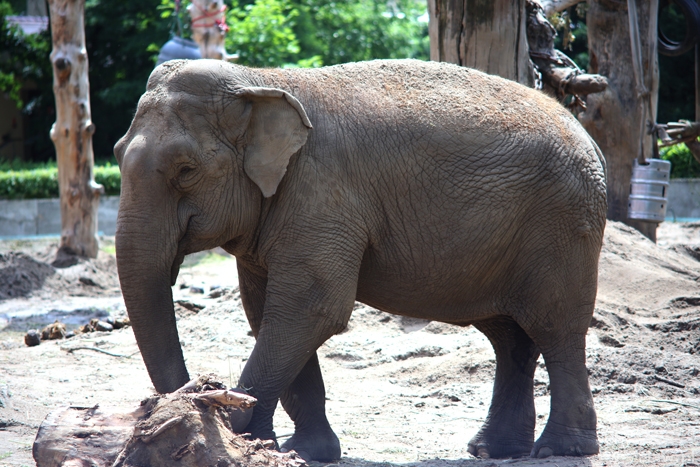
[116,208,189,394]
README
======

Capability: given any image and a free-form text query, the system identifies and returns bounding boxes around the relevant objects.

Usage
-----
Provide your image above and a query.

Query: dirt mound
[0,244,120,302]
[0,252,56,300]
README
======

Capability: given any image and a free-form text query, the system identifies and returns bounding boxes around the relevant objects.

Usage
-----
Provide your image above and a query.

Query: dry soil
[0,220,699,467]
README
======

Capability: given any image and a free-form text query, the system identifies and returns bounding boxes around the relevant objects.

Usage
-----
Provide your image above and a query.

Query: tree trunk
[48,0,102,260]
[428,0,534,86]
[579,0,660,241]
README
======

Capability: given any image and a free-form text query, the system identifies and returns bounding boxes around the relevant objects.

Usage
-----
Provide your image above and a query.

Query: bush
[0,167,58,199]
[660,142,700,179]
[0,165,121,200]
[95,165,122,196]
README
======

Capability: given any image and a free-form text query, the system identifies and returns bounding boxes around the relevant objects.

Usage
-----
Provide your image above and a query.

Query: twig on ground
[653,375,686,389]
[61,346,132,358]
[649,399,700,410]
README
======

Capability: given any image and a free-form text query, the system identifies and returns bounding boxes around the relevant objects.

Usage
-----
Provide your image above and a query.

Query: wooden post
[579,0,660,241]
[428,0,534,86]
[48,0,102,261]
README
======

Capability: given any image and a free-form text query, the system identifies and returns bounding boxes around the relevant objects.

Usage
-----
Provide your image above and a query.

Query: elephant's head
[114,60,312,393]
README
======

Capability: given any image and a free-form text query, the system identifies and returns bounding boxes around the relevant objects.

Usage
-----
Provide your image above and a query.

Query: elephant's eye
[172,165,198,190]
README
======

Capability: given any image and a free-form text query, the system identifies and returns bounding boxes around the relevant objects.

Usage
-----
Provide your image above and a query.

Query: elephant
[114,58,607,461]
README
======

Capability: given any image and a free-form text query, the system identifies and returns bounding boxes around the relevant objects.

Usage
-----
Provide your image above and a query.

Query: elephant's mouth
[170,252,185,286]
[171,214,196,285]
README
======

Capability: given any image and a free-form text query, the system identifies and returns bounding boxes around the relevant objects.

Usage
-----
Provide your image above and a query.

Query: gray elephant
[114,58,606,461]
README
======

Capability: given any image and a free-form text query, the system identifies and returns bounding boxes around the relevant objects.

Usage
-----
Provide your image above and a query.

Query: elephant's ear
[236,87,312,198]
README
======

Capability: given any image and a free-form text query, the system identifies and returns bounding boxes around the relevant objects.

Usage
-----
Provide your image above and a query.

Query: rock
[78,276,99,287]
[189,286,205,294]
[94,321,114,332]
[113,317,131,329]
[24,330,41,347]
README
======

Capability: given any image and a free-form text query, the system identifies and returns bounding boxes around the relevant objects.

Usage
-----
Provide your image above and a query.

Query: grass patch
[181,251,233,269]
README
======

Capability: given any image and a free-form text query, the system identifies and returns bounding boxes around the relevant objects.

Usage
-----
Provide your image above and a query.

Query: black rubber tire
[658,0,700,57]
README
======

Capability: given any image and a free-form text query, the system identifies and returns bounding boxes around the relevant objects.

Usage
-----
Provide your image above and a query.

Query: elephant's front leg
[279,352,340,461]
[238,253,359,460]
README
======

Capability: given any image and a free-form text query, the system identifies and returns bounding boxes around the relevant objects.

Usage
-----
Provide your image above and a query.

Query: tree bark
[579,0,660,241]
[428,0,534,86]
[48,0,102,259]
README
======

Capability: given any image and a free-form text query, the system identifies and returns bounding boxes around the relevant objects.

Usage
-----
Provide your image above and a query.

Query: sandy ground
[0,220,699,467]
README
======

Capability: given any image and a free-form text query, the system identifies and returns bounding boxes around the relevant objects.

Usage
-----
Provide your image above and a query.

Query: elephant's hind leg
[523,248,600,458]
[468,316,540,459]
[279,352,341,462]
[530,331,599,457]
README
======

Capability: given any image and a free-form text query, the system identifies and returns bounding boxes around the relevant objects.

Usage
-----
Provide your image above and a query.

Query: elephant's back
[271,60,607,239]
[282,60,565,138]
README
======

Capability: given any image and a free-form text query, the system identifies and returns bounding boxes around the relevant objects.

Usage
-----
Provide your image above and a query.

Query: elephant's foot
[280,428,341,462]
[531,424,599,458]
[467,429,533,459]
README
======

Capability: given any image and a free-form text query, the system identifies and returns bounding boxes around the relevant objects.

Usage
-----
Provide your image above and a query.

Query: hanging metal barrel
[628,159,672,222]
[156,36,201,66]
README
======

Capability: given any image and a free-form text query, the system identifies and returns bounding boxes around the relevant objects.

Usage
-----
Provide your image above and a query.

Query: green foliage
[0,1,52,109]
[226,0,301,67]
[95,164,121,196]
[159,0,428,69]
[222,0,429,68]
[295,0,429,66]
[0,164,121,199]
[0,159,55,171]
[0,167,57,199]
[660,143,700,179]
[549,4,588,70]
[84,0,172,163]
[3,0,428,167]
[0,1,54,160]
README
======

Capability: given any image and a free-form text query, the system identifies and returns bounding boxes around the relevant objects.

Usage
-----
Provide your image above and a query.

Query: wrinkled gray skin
[114,59,606,462]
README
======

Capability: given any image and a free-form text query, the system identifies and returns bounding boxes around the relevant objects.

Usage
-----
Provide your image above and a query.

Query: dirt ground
[0,220,699,467]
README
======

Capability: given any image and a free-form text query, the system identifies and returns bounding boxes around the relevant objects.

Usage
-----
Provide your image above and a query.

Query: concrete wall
[0,196,120,238]
[0,180,698,238]
[666,179,700,221]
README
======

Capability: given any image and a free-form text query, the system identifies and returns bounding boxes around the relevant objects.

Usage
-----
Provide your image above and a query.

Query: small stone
[189,286,205,294]
[208,288,226,298]
[113,317,131,329]
[24,330,41,347]
[94,321,114,332]
[79,276,98,287]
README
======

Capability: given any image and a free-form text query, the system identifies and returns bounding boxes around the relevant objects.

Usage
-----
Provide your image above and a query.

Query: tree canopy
[1,0,428,163]
[0,0,695,168]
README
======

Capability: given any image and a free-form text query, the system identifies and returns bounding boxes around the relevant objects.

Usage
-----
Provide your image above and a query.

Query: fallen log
[33,375,304,467]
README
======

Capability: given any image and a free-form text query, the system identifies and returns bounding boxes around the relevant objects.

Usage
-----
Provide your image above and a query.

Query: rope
[189,1,229,32]
[626,0,656,164]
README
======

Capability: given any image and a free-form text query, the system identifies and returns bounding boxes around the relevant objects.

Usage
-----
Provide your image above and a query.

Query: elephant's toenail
[477,447,490,459]
[537,446,554,458]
